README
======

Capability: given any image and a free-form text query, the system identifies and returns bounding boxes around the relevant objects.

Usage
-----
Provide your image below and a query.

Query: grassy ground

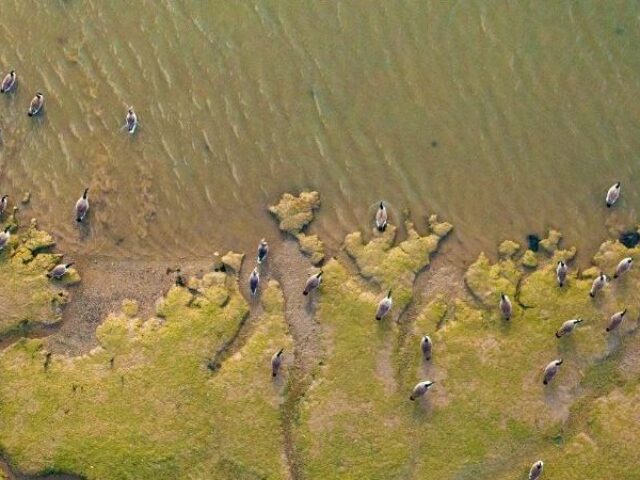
[269,191,325,265]
[0,276,292,479]
[294,231,640,479]
[0,218,80,336]
[0,198,638,479]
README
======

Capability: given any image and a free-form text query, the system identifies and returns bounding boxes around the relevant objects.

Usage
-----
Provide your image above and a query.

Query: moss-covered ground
[0,217,80,337]
[269,192,325,265]
[0,276,292,479]
[294,229,639,479]
[344,214,453,311]
[0,201,638,479]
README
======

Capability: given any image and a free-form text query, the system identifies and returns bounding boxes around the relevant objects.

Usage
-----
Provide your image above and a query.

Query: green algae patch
[121,299,139,318]
[522,384,640,479]
[20,218,56,251]
[539,229,562,254]
[188,279,293,478]
[221,251,244,272]
[520,249,538,268]
[0,273,292,480]
[516,303,640,480]
[537,230,578,264]
[344,216,452,310]
[270,191,325,265]
[464,252,520,307]
[552,246,577,264]
[394,295,448,386]
[269,191,320,234]
[296,233,325,265]
[498,240,520,259]
[416,295,449,331]
[591,239,640,276]
[0,219,77,336]
[428,214,453,238]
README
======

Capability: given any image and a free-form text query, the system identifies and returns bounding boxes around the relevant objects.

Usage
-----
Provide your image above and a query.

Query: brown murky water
[0,1,639,266]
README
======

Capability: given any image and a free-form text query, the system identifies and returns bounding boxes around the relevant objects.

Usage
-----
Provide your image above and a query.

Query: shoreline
[0,192,638,479]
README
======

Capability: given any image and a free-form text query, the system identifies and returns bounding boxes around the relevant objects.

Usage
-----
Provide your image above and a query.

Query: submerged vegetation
[0,193,639,479]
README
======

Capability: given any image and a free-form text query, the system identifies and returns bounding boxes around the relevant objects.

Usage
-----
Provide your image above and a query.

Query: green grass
[294,233,640,479]
[269,191,325,264]
[0,277,292,479]
[0,219,79,336]
[1,210,639,479]
[344,216,452,311]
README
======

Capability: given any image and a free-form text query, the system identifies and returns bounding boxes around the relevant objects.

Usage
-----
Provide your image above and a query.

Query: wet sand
[47,257,203,355]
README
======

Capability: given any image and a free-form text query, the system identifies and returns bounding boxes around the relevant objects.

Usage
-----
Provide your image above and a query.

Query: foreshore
[0,192,639,479]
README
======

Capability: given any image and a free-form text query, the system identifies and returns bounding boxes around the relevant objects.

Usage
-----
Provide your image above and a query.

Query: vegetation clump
[0,218,79,336]
[269,191,325,264]
[344,215,452,310]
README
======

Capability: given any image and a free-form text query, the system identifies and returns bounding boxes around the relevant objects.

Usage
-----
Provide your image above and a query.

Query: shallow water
[0,1,638,265]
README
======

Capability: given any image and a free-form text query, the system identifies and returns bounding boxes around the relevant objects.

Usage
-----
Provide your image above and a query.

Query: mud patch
[270,239,324,376]
[48,257,210,354]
